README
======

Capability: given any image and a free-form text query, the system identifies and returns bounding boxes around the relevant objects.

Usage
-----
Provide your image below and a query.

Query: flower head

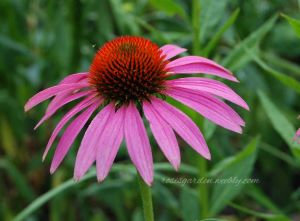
[25,36,249,185]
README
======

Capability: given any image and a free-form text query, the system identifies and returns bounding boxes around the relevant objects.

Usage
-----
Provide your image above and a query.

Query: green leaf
[245,185,282,213]
[154,162,198,175]
[203,119,217,141]
[199,0,228,43]
[248,49,300,94]
[260,142,300,168]
[149,0,186,18]
[14,169,97,221]
[229,203,289,220]
[153,182,179,212]
[258,90,300,158]
[262,52,300,77]
[180,187,199,221]
[222,15,277,71]
[203,8,240,57]
[0,159,35,202]
[209,136,260,215]
[281,14,300,38]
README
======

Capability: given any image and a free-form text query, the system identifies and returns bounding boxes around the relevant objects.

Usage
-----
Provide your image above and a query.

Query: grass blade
[281,14,300,38]
[249,50,300,94]
[209,136,260,215]
[203,8,240,57]
[222,15,277,71]
[258,90,300,159]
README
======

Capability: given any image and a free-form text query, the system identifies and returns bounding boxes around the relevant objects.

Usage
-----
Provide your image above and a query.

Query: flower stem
[192,0,201,54]
[137,174,154,221]
[192,1,209,217]
[198,158,209,218]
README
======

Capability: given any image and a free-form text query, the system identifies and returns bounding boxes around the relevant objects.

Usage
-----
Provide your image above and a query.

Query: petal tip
[73,175,81,182]
[97,177,105,183]
[145,179,153,186]
[96,172,107,183]
[174,164,180,172]
[171,159,181,171]
[203,151,211,160]
[231,78,239,83]
[50,167,55,174]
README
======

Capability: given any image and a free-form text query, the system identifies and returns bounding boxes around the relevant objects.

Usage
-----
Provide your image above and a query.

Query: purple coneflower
[25,36,249,185]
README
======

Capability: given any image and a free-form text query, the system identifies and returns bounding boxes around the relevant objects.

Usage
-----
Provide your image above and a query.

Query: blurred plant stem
[70,0,82,72]
[192,0,209,218]
[192,0,201,54]
[198,157,209,218]
[138,174,154,221]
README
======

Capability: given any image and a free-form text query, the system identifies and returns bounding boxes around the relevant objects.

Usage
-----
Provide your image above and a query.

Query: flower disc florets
[89,36,169,104]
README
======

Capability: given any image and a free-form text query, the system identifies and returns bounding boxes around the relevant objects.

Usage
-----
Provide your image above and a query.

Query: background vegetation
[1,0,300,220]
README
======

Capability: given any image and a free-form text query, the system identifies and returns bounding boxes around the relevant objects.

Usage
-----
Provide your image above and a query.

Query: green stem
[192,1,209,218]
[192,0,208,214]
[138,174,154,221]
[198,158,209,218]
[192,0,201,54]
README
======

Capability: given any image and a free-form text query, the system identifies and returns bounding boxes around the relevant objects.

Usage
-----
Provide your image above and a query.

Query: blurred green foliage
[1,0,300,220]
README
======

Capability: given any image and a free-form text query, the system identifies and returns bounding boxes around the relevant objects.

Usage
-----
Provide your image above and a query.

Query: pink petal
[24,83,89,112]
[46,91,73,114]
[50,101,101,173]
[59,72,88,84]
[166,87,243,133]
[143,101,180,170]
[124,102,153,186]
[167,77,249,110]
[167,56,238,82]
[150,97,211,160]
[159,44,187,60]
[42,94,97,160]
[74,103,114,180]
[35,90,93,129]
[46,73,89,113]
[167,56,228,71]
[96,106,126,182]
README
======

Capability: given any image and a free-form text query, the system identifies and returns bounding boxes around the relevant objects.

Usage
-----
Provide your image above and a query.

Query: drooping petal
[46,73,89,113]
[166,87,243,133]
[166,56,238,82]
[35,90,93,129]
[24,83,89,112]
[46,91,73,114]
[47,90,93,115]
[150,97,211,160]
[74,103,113,180]
[143,101,180,170]
[59,72,89,84]
[159,44,187,60]
[167,56,228,72]
[42,94,97,160]
[96,106,125,182]
[167,77,249,110]
[124,102,153,185]
[50,101,101,173]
